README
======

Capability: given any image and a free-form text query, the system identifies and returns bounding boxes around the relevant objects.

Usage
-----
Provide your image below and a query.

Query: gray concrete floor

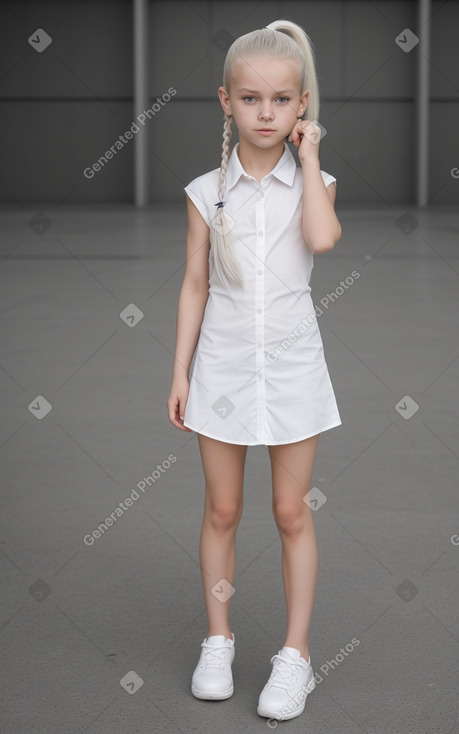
[1,202,458,734]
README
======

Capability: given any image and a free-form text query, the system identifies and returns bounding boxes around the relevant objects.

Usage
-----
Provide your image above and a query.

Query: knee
[206,499,242,532]
[272,499,307,536]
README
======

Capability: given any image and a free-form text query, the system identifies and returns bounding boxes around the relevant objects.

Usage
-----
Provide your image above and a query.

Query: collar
[224,140,297,191]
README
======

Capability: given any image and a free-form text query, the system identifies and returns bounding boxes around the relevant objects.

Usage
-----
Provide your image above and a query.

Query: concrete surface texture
[1,203,458,733]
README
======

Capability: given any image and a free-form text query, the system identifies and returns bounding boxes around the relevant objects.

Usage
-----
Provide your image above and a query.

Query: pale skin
[167,56,342,663]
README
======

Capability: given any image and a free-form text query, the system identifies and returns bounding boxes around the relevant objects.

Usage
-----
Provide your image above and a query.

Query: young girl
[167,18,342,722]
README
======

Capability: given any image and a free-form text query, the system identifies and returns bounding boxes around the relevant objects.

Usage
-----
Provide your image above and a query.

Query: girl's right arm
[167,194,210,431]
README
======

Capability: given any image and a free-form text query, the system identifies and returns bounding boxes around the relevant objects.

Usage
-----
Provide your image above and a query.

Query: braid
[218,113,233,201]
[209,113,244,289]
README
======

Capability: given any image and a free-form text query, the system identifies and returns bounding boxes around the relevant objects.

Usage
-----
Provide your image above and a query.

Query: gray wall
[1,0,457,205]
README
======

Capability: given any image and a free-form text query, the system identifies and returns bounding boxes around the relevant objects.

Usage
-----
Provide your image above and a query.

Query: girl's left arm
[289,120,342,254]
[301,159,342,253]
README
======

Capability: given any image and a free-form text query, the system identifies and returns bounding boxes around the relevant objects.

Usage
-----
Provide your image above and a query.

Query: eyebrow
[237,88,296,94]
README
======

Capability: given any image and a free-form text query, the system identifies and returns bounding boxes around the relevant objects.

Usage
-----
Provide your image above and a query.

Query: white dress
[182,140,342,446]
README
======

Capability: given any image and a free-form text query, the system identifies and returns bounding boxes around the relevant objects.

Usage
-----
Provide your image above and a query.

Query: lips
[256,129,275,131]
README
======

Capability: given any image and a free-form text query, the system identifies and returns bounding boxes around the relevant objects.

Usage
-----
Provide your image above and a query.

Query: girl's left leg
[267,433,320,662]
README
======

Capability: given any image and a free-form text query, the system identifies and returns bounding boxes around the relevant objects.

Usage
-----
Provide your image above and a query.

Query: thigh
[197,433,248,508]
[268,434,320,505]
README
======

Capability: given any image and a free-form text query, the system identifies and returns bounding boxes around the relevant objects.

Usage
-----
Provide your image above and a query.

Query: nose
[259,104,274,120]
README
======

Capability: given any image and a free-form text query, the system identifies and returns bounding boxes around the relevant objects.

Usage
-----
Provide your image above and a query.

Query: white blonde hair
[210,19,320,290]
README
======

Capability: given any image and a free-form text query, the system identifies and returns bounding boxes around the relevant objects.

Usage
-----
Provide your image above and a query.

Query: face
[218,56,309,148]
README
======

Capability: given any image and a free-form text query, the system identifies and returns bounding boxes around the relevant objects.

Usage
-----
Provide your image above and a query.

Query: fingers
[167,398,193,432]
[175,407,192,432]
[288,121,305,144]
[288,120,318,145]
[175,423,193,432]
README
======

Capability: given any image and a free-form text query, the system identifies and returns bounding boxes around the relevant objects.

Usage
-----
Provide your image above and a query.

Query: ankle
[284,643,309,661]
[207,630,233,640]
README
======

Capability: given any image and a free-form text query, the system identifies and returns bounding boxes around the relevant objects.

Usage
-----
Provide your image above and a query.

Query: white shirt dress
[182,140,342,446]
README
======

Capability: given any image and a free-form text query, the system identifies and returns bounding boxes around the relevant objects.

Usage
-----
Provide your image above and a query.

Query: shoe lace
[267,653,300,691]
[201,646,227,669]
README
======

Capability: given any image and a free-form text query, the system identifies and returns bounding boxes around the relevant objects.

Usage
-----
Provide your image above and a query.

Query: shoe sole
[257,677,316,719]
[257,701,305,719]
[191,683,234,700]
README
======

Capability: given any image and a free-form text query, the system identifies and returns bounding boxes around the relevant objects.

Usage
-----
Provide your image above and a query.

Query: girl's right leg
[196,433,248,639]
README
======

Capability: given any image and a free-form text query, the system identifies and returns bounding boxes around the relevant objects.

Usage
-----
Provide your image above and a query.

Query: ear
[298,89,310,116]
[218,86,232,116]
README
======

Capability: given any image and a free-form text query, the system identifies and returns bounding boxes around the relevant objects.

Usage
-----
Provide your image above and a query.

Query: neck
[236,138,286,183]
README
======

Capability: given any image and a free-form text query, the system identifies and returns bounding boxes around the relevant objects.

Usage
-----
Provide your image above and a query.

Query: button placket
[255,188,266,442]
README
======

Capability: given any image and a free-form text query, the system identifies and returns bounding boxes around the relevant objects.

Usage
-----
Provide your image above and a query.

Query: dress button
[257,341,262,348]
[257,308,262,314]
[257,373,262,379]
[258,231,263,237]
[257,269,262,275]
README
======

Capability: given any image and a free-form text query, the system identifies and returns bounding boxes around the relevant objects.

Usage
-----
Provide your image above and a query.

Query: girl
[167,18,342,722]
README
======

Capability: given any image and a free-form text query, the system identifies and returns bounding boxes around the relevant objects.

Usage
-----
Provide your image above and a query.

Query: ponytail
[265,20,320,122]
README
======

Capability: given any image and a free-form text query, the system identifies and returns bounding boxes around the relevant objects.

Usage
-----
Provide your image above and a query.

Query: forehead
[232,56,300,91]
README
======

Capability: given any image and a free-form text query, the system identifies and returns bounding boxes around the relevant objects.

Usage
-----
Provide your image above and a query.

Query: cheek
[234,105,254,122]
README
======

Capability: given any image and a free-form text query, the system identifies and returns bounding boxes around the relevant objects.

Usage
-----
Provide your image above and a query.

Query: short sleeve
[184,182,211,227]
[320,170,337,188]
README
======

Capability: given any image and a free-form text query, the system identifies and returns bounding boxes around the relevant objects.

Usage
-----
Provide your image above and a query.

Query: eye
[242,95,290,104]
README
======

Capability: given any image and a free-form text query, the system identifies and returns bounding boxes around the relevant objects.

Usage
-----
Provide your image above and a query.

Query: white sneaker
[191,632,235,700]
[257,646,316,720]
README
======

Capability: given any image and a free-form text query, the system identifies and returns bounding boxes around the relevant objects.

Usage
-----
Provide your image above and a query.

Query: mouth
[256,129,275,131]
